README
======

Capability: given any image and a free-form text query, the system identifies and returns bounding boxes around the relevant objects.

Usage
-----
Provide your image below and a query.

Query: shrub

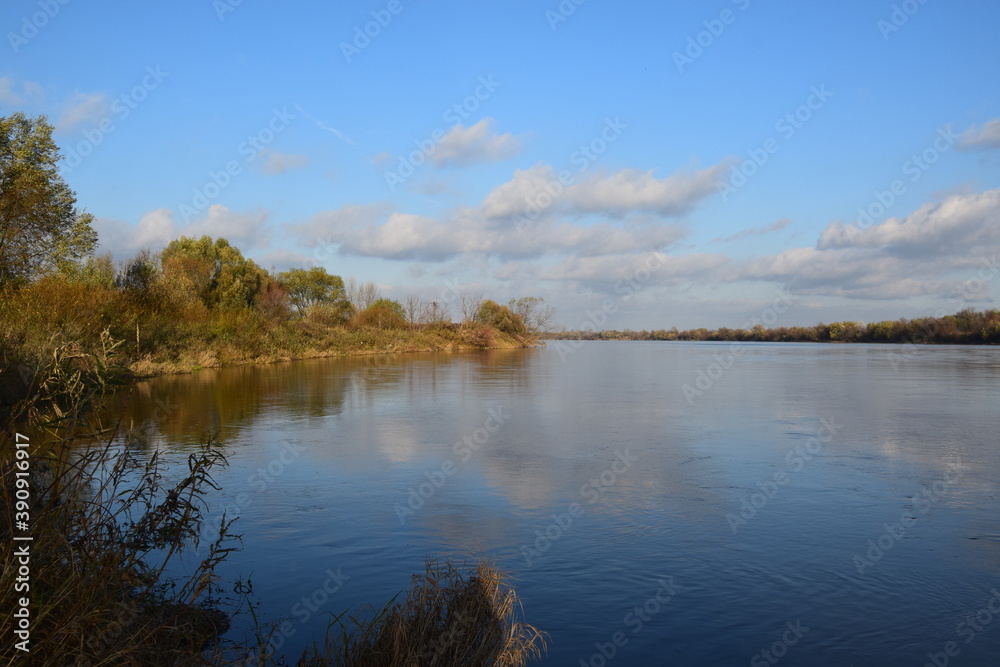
[475,300,527,336]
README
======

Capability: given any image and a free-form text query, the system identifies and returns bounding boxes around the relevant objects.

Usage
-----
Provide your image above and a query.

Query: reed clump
[292,559,547,667]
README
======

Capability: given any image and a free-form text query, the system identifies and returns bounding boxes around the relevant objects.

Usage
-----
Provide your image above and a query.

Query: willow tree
[0,112,96,285]
[160,236,268,310]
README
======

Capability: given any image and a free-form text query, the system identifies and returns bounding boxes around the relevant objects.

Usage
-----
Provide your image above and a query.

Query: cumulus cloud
[737,188,1000,299]
[817,189,1000,257]
[958,118,1000,151]
[259,150,309,174]
[184,205,270,248]
[481,160,731,220]
[93,205,270,259]
[57,92,112,131]
[430,118,520,167]
[286,201,687,262]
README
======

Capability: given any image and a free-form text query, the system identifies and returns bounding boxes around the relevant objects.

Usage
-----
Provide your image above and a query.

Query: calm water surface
[114,342,1000,665]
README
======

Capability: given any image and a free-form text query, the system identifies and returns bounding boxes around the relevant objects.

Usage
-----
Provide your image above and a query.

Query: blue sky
[2,0,999,329]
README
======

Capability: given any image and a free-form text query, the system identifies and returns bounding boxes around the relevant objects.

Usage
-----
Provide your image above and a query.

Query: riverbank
[545,307,1000,345]
[0,273,540,420]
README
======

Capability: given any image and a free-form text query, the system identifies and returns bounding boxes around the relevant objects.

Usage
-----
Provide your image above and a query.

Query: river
[111,341,1000,665]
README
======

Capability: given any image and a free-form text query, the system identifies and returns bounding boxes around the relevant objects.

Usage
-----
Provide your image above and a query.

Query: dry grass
[293,559,547,667]
[1,336,239,666]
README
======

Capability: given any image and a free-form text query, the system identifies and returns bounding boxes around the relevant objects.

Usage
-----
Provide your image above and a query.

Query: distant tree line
[546,309,1000,345]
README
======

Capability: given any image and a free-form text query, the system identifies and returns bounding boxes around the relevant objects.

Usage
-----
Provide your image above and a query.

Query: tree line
[546,309,1000,345]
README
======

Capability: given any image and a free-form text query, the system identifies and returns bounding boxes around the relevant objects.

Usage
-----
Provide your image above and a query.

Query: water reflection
[109,342,1000,665]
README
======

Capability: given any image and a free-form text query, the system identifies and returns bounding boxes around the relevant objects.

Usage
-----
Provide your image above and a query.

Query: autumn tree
[277,266,350,317]
[160,236,267,310]
[508,296,554,334]
[475,299,526,336]
[0,112,97,284]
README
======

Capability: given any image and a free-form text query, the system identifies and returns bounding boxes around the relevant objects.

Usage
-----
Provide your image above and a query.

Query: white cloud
[286,201,688,262]
[430,118,520,167]
[57,92,112,131]
[817,188,1000,257]
[93,205,270,258]
[570,163,731,217]
[534,252,730,285]
[958,118,1000,151]
[736,189,1000,300]
[259,150,309,174]
[184,205,270,249]
[481,160,732,220]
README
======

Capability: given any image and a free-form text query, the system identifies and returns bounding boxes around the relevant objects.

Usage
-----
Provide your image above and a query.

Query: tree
[403,294,425,326]
[458,290,484,323]
[508,296,555,334]
[475,299,526,336]
[422,300,451,324]
[160,236,267,310]
[345,277,379,311]
[115,249,159,293]
[353,299,406,329]
[0,112,97,284]
[277,266,350,317]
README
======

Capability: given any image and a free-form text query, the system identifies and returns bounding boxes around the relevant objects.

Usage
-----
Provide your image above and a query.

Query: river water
[112,341,1000,665]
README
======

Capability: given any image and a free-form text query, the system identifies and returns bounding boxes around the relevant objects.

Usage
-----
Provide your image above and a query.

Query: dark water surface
[113,342,1000,665]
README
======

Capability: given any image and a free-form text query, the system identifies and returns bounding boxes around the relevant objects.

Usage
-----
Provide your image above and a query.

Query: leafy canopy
[160,236,267,310]
[0,112,97,284]
[277,266,350,317]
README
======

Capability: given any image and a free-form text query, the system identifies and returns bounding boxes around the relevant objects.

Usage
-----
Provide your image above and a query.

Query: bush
[351,304,407,330]
[475,300,527,336]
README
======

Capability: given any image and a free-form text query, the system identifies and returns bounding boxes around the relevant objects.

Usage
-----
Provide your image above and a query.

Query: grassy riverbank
[0,268,541,419]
